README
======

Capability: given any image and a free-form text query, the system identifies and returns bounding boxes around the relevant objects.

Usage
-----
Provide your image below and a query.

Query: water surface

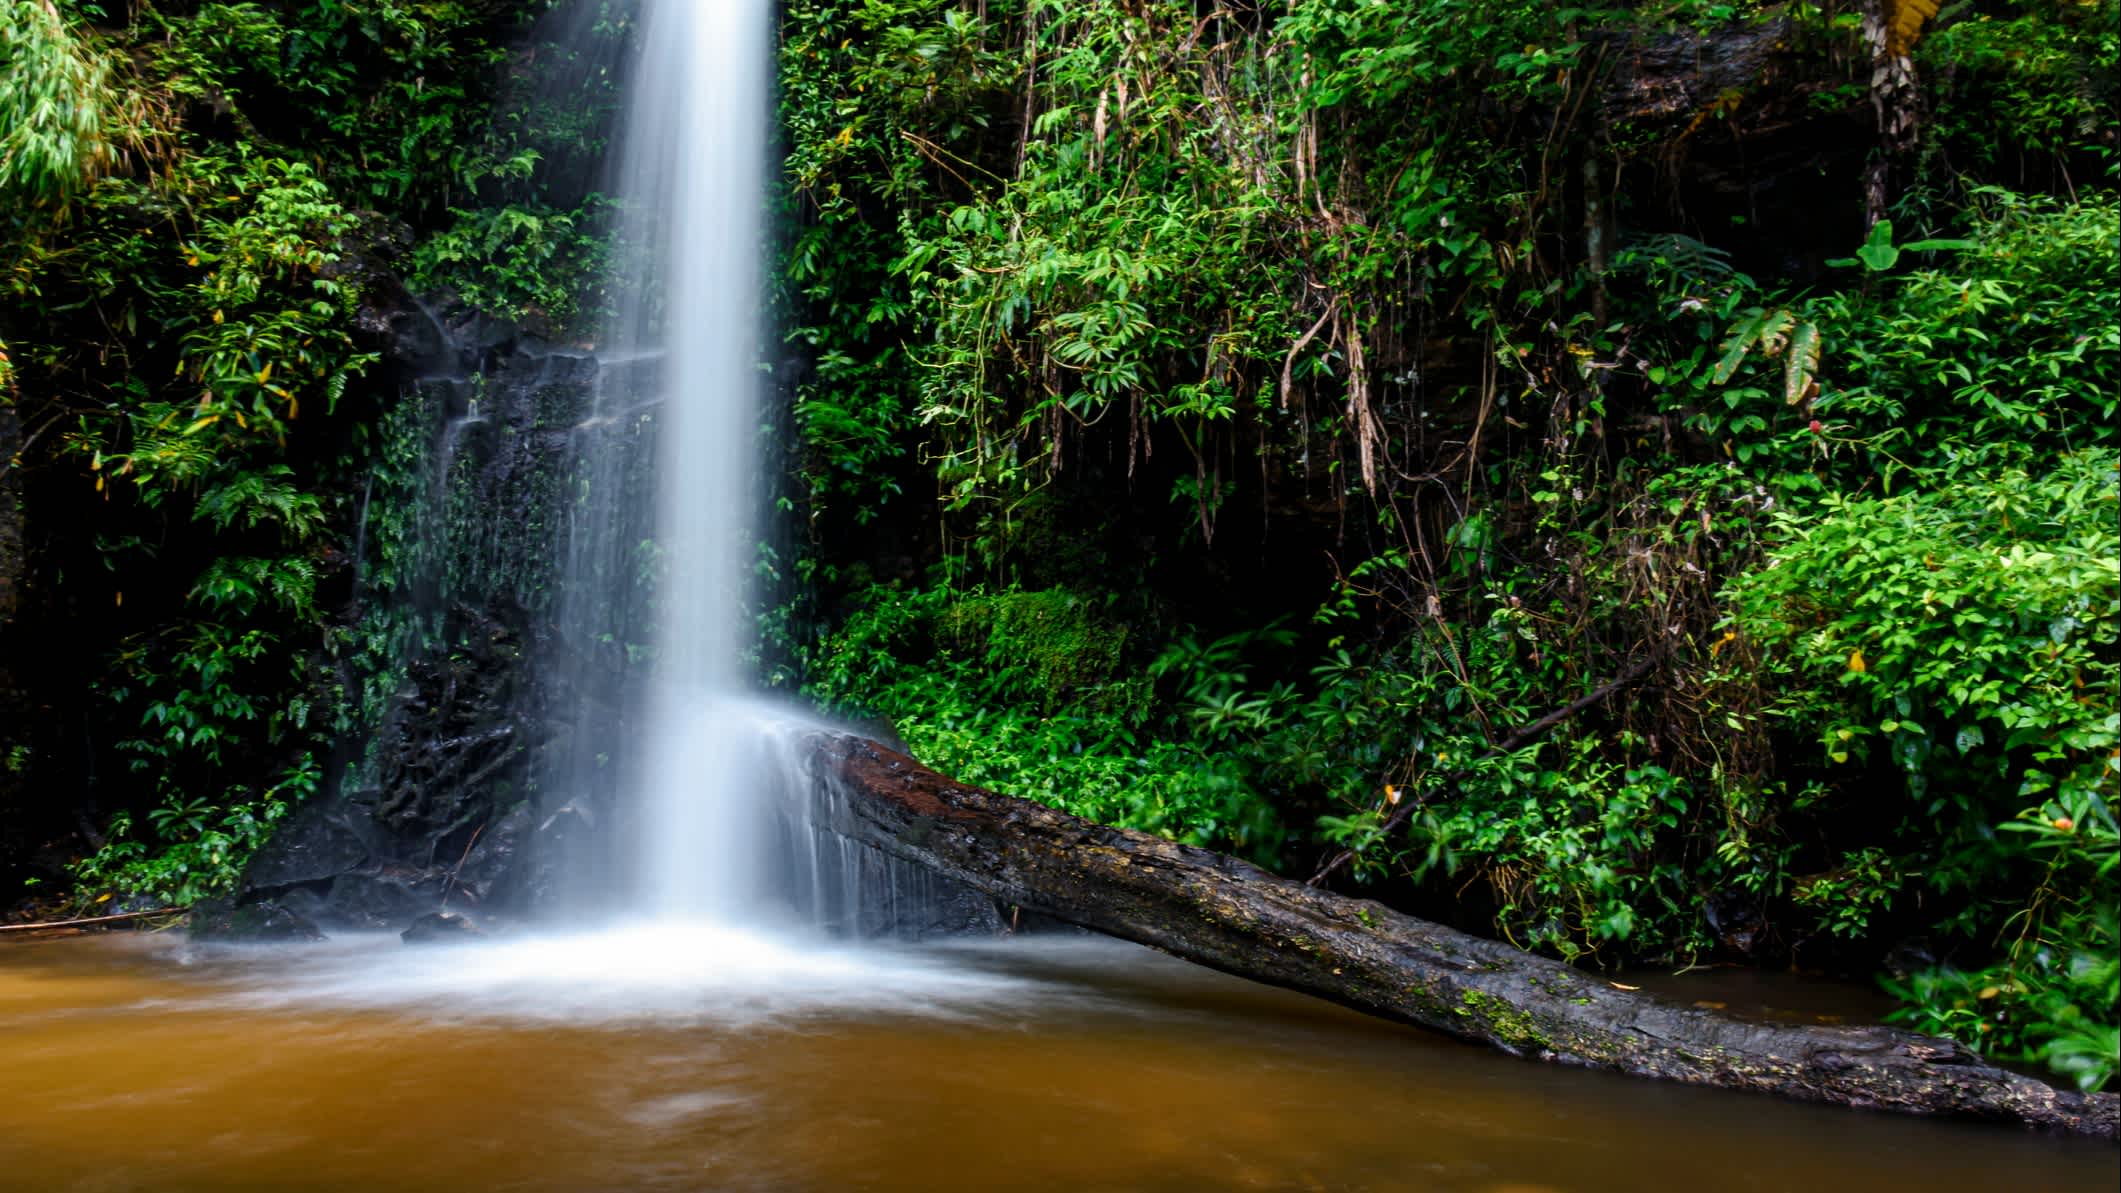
[2,933,2111,1192]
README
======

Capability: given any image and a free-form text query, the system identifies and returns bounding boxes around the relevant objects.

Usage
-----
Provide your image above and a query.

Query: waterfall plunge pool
[2,931,2113,1192]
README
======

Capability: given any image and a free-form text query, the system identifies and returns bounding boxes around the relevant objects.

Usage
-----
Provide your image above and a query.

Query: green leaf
[1855,221,1900,272]
[1783,321,1821,405]
[1711,336,1751,385]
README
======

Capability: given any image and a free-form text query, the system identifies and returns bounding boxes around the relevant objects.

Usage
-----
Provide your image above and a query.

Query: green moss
[1459,989,1551,1052]
[937,587,1139,716]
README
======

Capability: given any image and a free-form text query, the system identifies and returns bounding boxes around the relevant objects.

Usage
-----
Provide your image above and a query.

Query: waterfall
[511,0,980,938]
[576,0,991,936]
[602,0,773,919]
[222,0,995,947]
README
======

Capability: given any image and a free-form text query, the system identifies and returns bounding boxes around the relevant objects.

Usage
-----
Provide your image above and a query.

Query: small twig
[1307,655,1660,887]
[0,906,188,934]
[438,822,486,914]
[897,129,999,192]
[0,409,78,482]
[1486,654,1660,758]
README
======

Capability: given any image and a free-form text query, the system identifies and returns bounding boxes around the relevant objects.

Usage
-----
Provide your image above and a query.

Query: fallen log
[803,732,2118,1139]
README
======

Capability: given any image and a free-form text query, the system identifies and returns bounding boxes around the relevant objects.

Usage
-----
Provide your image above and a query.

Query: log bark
[803,732,2119,1139]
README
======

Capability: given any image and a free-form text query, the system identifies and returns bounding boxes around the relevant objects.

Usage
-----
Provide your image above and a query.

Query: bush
[1730,451,2118,1088]
[803,581,1284,863]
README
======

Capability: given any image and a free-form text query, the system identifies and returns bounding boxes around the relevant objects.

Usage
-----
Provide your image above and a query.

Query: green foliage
[1728,453,2118,1086]
[0,0,117,203]
[778,0,1593,531]
[934,587,1139,714]
[136,0,517,213]
[408,199,615,326]
[1622,191,2119,479]
[803,580,1283,861]
[73,754,317,905]
[16,142,375,849]
[1822,219,1975,274]
[1184,584,1729,965]
[54,150,373,484]
[1886,908,2119,1093]
[1585,193,2118,1077]
[1408,750,1701,958]
[400,9,631,327]
[778,0,2116,1088]
[1730,452,2117,830]
[0,0,565,904]
[1919,0,2119,174]
[112,619,291,768]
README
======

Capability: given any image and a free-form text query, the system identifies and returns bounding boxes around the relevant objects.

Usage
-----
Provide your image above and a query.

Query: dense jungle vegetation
[1,0,2114,1090]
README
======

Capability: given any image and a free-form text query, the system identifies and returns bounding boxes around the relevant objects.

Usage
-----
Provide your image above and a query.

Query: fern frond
[1622,233,1735,282]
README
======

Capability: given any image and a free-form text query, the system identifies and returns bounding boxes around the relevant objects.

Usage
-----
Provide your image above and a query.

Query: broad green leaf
[1783,321,1821,405]
[1856,223,1900,272]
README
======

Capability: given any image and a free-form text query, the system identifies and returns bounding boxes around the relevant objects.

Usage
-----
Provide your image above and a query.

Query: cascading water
[599,0,773,920]
[549,0,989,940]
[534,0,783,924]
[550,0,986,940]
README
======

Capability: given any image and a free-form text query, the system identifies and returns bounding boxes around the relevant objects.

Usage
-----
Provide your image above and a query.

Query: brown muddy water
[1,930,2112,1193]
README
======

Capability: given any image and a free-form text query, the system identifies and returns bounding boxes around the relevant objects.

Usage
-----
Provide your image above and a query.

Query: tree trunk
[803,732,2118,1139]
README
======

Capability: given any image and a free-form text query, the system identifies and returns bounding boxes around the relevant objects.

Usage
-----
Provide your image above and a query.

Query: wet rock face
[1602,19,1795,129]
[1704,889,1768,957]
[189,898,328,942]
[234,608,571,933]
[402,910,484,944]
[204,316,608,938]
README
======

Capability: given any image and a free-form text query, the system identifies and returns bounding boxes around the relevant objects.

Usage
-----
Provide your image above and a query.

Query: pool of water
[1,930,2111,1192]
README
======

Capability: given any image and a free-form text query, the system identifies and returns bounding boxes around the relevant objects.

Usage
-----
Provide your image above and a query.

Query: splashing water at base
[211,924,1050,1027]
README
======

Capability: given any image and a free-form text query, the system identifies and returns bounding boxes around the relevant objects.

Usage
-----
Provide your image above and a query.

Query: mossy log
[804,732,2118,1139]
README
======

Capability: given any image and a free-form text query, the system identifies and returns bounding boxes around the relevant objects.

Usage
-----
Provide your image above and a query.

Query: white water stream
[565,0,955,956]
[612,0,775,919]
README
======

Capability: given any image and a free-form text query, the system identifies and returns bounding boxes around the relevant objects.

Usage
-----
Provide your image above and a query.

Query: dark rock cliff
[202,273,616,935]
